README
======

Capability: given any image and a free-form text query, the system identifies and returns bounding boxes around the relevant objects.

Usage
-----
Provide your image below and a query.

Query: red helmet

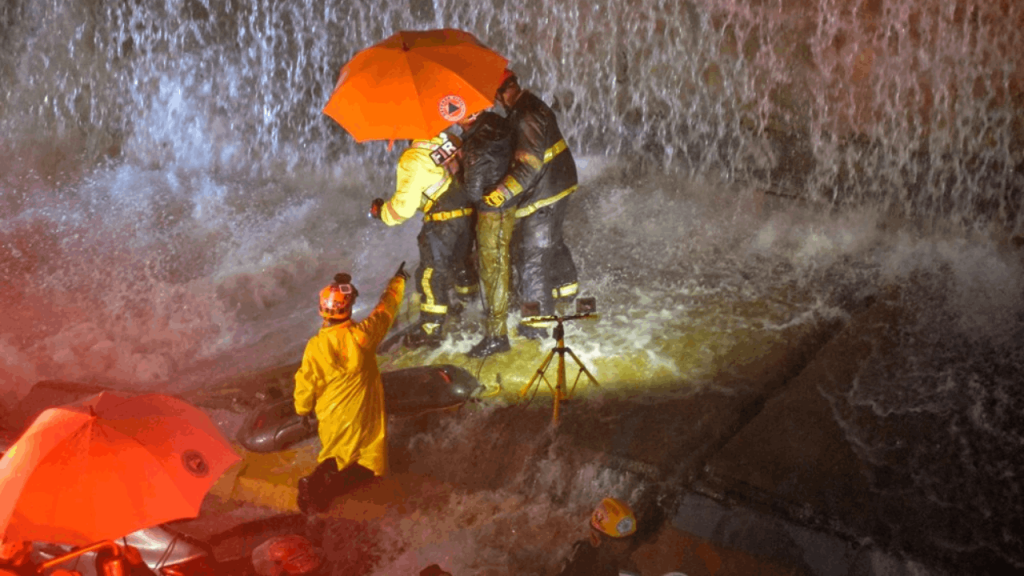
[252,535,321,576]
[498,68,518,92]
[319,273,357,320]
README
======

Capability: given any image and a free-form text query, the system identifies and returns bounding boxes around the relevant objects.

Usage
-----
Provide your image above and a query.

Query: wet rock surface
[700,290,1024,575]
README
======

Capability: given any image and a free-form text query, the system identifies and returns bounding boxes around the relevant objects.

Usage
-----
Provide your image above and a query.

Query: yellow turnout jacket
[293,276,405,475]
[381,135,457,226]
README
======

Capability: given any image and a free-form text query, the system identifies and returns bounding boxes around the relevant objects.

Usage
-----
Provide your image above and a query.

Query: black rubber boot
[331,464,375,496]
[307,484,331,514]
[297,477,312,514]
[448,301,466,317]
[404,330,443,349]
[404,313,445,349]
[301,460,337,514]
[467,335,511,358]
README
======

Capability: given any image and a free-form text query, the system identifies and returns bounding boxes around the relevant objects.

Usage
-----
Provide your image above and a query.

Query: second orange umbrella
[0,391,240,546]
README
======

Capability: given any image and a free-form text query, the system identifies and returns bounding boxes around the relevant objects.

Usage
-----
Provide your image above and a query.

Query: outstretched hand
[369,198,385,220]
[395,261,409,280]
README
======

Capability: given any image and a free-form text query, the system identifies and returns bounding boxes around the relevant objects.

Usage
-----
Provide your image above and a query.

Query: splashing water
[2,0,1023,574]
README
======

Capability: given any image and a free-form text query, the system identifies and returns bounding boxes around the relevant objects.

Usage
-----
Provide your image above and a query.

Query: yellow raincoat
[293,276,405,476]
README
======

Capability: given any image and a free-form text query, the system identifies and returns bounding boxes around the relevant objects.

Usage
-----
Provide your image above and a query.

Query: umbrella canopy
[0,391,240,546]
[323,28,508,143]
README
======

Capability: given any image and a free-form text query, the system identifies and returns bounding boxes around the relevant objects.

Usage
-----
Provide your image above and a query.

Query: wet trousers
[414,217,477,336]
[303,459,374,509]
[476,209,516,336]
[513,200,578,316]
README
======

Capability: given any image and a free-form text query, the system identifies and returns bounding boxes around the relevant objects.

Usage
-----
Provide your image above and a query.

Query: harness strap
[424,207,474,222]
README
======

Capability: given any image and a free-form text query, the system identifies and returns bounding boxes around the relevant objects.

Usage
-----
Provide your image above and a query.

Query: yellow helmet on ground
[590,497,637,538]
[319,273,358,320]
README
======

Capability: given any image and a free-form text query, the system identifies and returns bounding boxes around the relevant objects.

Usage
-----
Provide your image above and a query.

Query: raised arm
[358,274,406,346]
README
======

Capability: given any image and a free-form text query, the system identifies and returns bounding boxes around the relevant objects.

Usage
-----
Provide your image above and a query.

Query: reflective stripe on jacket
[500,91,579,214]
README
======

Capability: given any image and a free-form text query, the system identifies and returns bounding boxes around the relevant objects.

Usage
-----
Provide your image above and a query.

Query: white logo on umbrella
[438,95,467,122]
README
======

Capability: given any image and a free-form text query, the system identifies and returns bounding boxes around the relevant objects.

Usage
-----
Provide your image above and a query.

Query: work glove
[369,198,385,220]
[482,184,513,208]
[395,261,409,280]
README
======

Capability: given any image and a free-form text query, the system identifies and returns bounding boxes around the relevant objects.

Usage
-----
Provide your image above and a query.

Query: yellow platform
[209,441,319,512]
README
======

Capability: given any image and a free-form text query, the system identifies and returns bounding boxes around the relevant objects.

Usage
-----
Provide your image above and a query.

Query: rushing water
[2,1,1023,574]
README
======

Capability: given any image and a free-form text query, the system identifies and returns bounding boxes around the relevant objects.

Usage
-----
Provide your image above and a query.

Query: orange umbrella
[323,28,508,143]
[0,391,240,546]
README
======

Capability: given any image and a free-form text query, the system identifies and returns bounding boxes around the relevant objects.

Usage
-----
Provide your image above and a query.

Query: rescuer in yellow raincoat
[370,131,478,348]
[293,264,407,514]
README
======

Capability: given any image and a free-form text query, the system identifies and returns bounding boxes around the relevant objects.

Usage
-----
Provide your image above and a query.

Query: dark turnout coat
[500,90,579,217]
[460,111,515,213]
[501,91,581,314]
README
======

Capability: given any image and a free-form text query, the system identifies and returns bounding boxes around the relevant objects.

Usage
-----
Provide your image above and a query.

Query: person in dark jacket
[488,70,581,339]
[456,110,517,358]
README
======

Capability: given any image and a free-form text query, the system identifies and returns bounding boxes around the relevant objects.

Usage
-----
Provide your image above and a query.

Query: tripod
[518,311,600,425]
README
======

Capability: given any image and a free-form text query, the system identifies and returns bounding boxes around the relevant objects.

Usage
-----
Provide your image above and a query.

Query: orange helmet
[319,273,358,320]
[590,497,637,538]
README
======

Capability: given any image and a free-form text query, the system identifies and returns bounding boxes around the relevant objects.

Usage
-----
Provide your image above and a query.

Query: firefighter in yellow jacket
[293,264,407,514]
[370,131,478,348]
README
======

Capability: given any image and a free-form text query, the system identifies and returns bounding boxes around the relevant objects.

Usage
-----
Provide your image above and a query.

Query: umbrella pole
[37,540,124,574]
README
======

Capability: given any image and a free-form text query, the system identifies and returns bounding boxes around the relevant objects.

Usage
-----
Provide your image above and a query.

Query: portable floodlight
[518,297,600,424]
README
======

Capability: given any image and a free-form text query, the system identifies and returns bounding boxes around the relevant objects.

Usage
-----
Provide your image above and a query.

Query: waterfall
[3,0,1021,226]
[2,2,1024,573]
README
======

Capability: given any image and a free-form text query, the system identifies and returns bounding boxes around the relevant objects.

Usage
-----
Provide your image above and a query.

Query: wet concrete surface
[4,285,1009,575]
[0,295,851,575]
[159,293,850,574]
[698,290,1021,575]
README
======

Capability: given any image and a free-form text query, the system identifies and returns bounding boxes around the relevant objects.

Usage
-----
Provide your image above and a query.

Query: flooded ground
[140,176,1020,575]
[4,167,1023,575]
[3,1,1023,575]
